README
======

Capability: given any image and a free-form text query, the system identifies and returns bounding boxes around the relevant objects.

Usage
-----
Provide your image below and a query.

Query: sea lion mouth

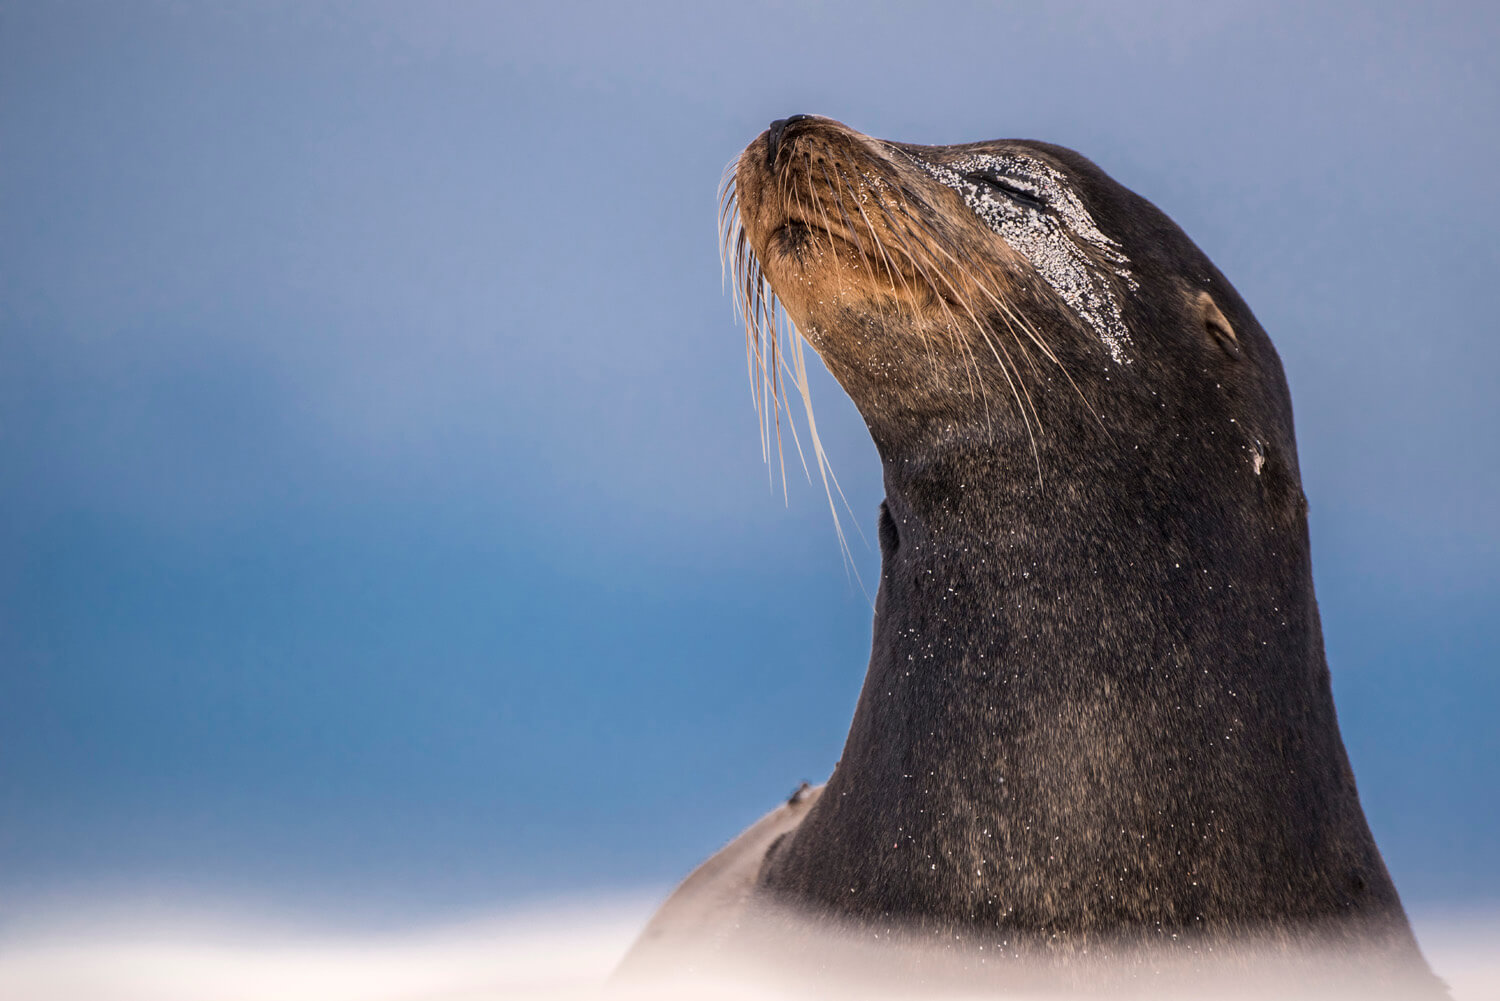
[772,218,813,258]
[752,117,917,275]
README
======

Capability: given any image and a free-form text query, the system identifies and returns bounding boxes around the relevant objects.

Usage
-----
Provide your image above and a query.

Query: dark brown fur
[629,117,1443,996]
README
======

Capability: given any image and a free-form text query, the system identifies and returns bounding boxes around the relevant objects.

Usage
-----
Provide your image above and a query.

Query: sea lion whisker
[787,329,869,593]
[765,161,868,553]
[839,167,985,409]
[917,263,1043,472]
[879,202,1042,463]
[761,158,842,500]
[717,189,736,291]
[902,222,1046,402]
[836,166,965,393]
[747,288,772,463]
[896,203,1109,436]
[890,208,1055,449]
[772,308,818,485]
[822,171,936,379]
[834,167,916,303]
[753,267,783,469]
[806,153,846,290]
[734,231,772,462]
[738,213,826,502]
[740,236,780,476]
[728,145,869,562]
[818,161,876,284]
[722,194,770,443]
[868,197,987,404]
[761,286,792,499]
[890,198,1046,360]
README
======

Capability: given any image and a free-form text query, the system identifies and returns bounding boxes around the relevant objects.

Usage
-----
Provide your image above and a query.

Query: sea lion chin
[620,116,1444,998]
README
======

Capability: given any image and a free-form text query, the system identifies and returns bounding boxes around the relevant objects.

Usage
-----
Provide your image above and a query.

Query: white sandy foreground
[0,895,1494,1001]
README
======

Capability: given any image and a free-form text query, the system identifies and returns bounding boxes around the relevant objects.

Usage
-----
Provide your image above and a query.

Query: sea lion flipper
[614,783,824,977]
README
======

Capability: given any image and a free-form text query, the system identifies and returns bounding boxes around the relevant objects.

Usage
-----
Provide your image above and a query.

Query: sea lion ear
[1195,290,1241,359]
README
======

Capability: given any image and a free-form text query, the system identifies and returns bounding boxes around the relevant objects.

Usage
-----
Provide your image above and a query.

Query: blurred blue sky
[1,1,1495,926]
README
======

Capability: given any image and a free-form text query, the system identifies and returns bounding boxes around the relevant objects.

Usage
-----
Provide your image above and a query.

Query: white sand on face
[0,896,1494,1001]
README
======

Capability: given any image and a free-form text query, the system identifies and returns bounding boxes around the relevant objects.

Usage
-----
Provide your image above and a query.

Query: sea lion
[619,116,1441,996]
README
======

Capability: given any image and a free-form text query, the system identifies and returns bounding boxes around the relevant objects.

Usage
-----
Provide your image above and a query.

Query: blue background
[2,1,1495,926]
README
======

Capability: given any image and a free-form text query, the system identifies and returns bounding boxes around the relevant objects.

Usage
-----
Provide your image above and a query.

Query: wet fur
[637,118,1441,994]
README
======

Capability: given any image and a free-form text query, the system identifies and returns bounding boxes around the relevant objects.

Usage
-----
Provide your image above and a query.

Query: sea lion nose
[766,114,815,168]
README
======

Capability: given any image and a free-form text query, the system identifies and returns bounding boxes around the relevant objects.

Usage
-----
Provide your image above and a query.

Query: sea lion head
[725,115,1298,498]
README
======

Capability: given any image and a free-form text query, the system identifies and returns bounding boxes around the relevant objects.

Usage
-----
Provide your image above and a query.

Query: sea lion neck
[761,414,1384,939]
[870,421,1271,666]
[866,402,1142,549]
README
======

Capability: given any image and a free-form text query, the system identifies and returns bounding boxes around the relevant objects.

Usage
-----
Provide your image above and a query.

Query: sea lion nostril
[766,119,790,168]
[766,115,815,169]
